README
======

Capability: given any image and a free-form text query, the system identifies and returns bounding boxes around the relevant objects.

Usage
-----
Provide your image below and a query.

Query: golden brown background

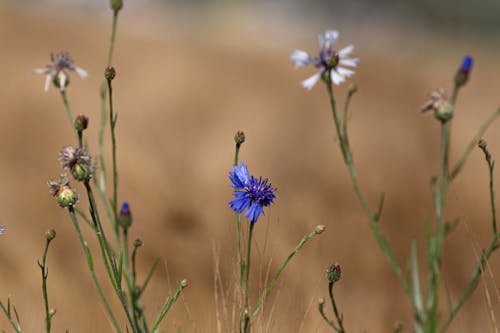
[0,1,499,332]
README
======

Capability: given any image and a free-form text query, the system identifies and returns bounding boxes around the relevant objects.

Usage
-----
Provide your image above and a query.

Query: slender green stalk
[0,299,21,333]
[328,283,346,333]
[478,141,498,237]
[449,108,500,181]
[318,300,339,331]
[84,181,139,333]
[107,11,119,67]
[242,222,255,333]
[108,77,119,234]
[233,140,245,319]
[251,226,324,317]
[151,280,188,333]
[39,234,54,333]
[438,235,499,333]
[325,82,409,295]
[67,207,121,333]
[60,90,77,138]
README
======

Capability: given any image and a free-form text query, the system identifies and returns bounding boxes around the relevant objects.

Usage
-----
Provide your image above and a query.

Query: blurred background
[0,0,499,331]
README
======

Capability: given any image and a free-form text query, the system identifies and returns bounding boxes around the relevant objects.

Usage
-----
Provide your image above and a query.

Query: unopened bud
[326,263,342,284]
[74,114,89,132]
[181,279,188,287]
[49,308,56,317]
[71,163,92,182]
[45,228,56,241]
[318,297,325,305]
[234,131,245,146]
[348,83,358,96]
[133,238,143,248]
[455,55,473,88]
[118,202,132,229]
[105,66,116,81]
[315,225,326,234]
[110,0,123,12]
[478,139,487,150]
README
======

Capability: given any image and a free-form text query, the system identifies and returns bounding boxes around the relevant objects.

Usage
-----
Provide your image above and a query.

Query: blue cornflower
[291,30,359,90]
[229,163,276,223]
[460,55,473,72]
[0,226,4,235]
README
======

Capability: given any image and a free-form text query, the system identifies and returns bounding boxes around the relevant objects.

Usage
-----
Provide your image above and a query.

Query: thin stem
[84,181,139,333]
[438,235,499,333]
[107,11,119,67]
[449,108,500,181]
[67,207,121,333]
[478,142,498,235]
[318,301,339,331]
[39,236,53,333]
[108,78,119,235]
[242,222,255,333]
[325,82,409,294]
[251,226,323,317]
[0,299,21,333]
[328,283,346,333]
[151,280,187,333]
[60,90,77,138]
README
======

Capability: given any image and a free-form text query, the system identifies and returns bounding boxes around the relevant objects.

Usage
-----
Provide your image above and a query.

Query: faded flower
[33,52,88,92]
[420,88,454,122]
[59,146,93,181]
[48,174,78,208]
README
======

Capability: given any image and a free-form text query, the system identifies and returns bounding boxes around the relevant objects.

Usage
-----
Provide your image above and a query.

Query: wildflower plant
[228,131,325,333]
[0,1,188,332]
[292,30,500,332]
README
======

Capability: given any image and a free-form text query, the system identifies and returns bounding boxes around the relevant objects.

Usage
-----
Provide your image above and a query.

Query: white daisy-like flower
[33,52,88,92]
[291,30,359,90]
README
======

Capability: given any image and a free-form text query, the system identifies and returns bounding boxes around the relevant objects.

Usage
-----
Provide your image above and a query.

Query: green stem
[39,237,53,333]
[107,11,119,67]
[108,78,119,235]
[242,222,255,333]
[438,235,499,333]
[67,207,121,333]
[449,108,500,181]
[318,301,339,331]
[60,90,77,138]
[151,281,187,332]
[251,226,323,317]
[325,82,409,295]
[84,181,139,333]
[328,283,346,333]
[0,299,21,333]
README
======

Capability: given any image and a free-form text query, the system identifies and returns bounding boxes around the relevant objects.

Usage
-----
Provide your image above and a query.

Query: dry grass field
[0,2,498,332]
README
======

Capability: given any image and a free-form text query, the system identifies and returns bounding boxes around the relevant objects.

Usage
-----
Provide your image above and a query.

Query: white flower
[33,52,88,92]
[291,30,359,90]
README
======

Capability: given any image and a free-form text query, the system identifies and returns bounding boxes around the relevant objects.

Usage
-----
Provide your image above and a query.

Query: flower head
[0,226,4,235]
[48,174,78,208]
[59,146,94,181]
[291,30,359,90]
[229,163,276,223]
[420,88,454,122]
[33,52,88,92]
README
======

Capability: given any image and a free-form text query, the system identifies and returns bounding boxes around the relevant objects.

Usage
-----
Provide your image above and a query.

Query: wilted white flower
[33,52,88,92]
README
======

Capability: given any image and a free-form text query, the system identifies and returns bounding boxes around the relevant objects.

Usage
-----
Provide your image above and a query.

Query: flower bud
[118,202,133,229]
[181,279,188,287]
[57,186,78,208]
[478,139,487,150]
[318,297,325,305]
[326,263,342,284]
[110,0,123,12]
[234,131,245,146]
[49,308,56,317]
[133,238,143,248]
[435,101,454,123]
[455,55,473,88]
[105,66,116,81]
[348,83,358,97]
[45,228,56,241]
[74,114,89,132]
[315,225,326,234]
[71,163,92,182]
